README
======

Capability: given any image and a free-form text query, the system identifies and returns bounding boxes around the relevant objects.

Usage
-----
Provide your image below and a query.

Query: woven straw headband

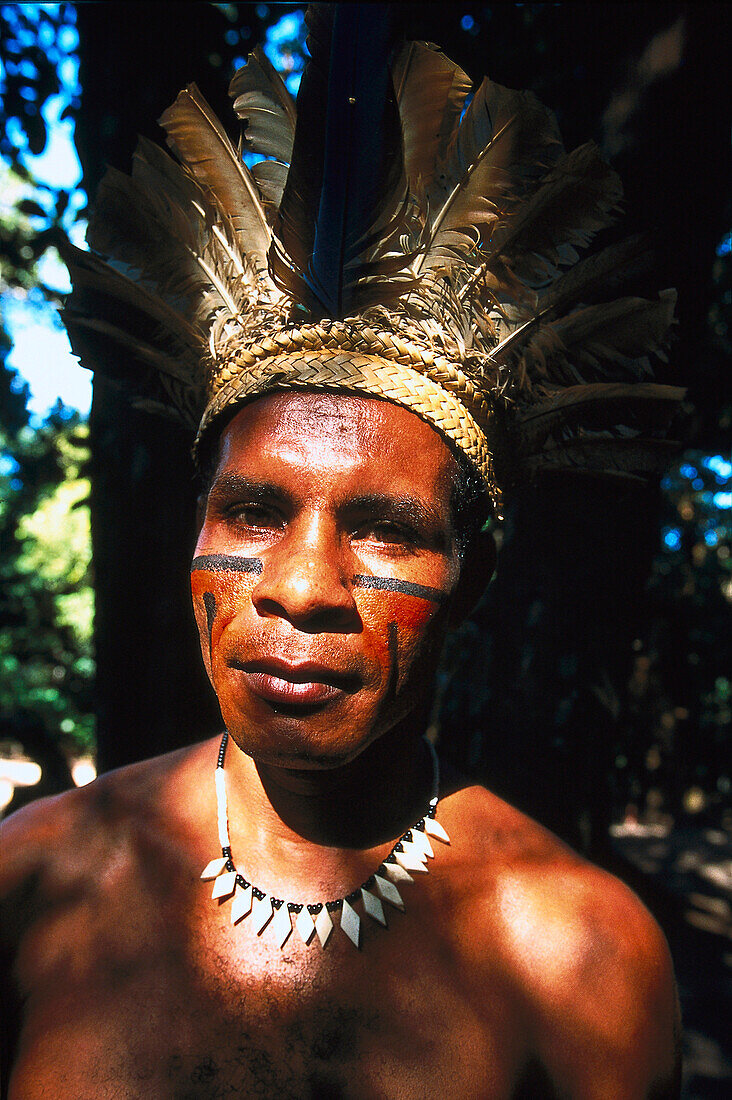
[197,321,498,507]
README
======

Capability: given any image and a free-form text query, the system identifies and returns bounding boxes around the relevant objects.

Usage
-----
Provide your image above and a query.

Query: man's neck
[218,722,433,903]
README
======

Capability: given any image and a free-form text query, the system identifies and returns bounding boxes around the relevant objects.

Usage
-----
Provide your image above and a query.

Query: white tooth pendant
[252,894,274,934]
[315,906,333,947]
[211,871,237,900]
[394,844,428,874]
[231,885,253,924]
[409,828,434,859]
[374,874,404,911]
[271,904,293,949]
[424,816,451,844]
[383,860,414,886]
[208,731,449,950]
[295,907,316,945]
[340,898,361,948]
[361,888,386,927]
[201,856,229,880]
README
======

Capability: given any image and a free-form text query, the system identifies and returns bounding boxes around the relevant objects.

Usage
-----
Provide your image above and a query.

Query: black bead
[385,853,396,863]
[394,842,404,853]
[364,874,375,888]
[326,900,342,912]
[222,846,232,857]
[415,819,425,831]
[288,902,303,913]
[346,889,360,904]
[308,903,322,914]
[225,860,234,872]
[253,887,265,900]
[271,898,283,908]
[236,875,245,887]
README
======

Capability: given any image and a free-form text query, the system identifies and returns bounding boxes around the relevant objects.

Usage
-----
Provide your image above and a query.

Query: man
[1,8,681,1096]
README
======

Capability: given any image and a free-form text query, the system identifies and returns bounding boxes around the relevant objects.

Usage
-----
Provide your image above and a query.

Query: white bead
[340,899,361,948]
[214,769,230,849]
[383,862,414,885]
[200,856,228,880]
[361,888,386,926]
[374,874,404,910]
[424,817,450,843]
[315,907,333,947]
[271,904,292,948]
[211,871,237,899]
[295,908,316,944]
[252,895,274,934]
[231,885,253,924]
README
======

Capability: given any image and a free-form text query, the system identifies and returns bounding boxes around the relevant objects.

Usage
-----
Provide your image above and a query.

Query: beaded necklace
[201,731,451,949]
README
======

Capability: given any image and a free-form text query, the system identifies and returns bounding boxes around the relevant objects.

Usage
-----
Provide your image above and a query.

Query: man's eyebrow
[345,493,447,532]
[207,472,291,505]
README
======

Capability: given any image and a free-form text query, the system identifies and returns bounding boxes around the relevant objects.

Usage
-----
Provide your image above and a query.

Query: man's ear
[449,529,497,626]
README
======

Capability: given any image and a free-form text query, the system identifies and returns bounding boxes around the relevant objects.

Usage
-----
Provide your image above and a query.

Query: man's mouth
[231,659,360,708]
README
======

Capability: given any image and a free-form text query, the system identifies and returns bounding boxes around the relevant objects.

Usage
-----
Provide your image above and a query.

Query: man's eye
[356,522,417,546]
[226,503,281,528]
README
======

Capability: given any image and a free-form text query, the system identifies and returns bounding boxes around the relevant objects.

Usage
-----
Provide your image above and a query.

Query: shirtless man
[1,391,679,1097]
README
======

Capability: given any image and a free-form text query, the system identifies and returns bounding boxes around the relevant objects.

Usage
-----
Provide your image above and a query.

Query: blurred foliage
[0,353,94,755]
[1,4,93,773]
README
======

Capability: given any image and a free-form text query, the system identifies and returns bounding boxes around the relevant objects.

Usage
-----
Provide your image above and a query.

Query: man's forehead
[215,392,460,487]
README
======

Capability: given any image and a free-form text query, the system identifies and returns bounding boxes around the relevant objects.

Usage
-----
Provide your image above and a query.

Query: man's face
[192,392,467,769]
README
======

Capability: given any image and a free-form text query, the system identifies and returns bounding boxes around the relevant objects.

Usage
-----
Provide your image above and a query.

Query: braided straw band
[195,322,502,513]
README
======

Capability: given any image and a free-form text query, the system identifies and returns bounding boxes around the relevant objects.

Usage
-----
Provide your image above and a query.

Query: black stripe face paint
[202,591,217,660]
[191,554,263,575]
[352,574,447,605]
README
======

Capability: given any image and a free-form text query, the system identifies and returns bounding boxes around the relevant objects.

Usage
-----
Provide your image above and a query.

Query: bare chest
[9,890,529,1099]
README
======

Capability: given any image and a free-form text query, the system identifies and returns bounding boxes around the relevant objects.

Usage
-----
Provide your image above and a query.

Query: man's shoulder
[0,738,216,916]
[443,782,680,1096]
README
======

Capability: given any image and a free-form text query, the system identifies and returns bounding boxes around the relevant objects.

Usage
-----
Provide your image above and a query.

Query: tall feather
[419,78,564,270]
[159,83,271,272]
[391,41,471,194]
[273,3,407,317]
[229,46,296,163]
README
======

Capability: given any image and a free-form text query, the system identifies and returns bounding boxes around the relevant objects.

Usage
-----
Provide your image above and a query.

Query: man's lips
[230,659,361,707]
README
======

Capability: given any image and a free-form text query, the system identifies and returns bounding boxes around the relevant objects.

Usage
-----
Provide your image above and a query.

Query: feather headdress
[61,4,683,517]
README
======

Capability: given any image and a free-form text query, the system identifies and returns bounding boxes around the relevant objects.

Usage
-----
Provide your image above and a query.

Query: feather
[229,46,296,164]
[252,159,289,212]
[391,41,471,194]
[274,3,407,317]
[158,83,271,272]
[514,381,685,453]
[486,235,656,365]
[420,78,564,268]
[522,436,680,477]
[59,240,204,350]
[274,3,333,277]
[484,143,622,284]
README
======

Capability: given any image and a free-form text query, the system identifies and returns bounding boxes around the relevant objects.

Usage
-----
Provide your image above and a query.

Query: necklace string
[201,731,451,949]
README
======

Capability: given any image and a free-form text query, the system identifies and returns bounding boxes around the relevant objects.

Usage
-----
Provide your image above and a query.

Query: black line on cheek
[191,554,263,574]
[203,591,217,660]
[352,574,447,604]
[387,621,399,701]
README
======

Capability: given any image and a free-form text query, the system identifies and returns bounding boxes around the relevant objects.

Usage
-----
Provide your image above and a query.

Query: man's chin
[224,718,380,772]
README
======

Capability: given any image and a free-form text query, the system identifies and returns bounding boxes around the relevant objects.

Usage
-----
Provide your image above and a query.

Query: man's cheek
[355,589,444,695]
[190,568,258,679]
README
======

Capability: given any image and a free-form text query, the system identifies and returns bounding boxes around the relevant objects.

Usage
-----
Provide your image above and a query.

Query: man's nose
[251,517,360,632]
